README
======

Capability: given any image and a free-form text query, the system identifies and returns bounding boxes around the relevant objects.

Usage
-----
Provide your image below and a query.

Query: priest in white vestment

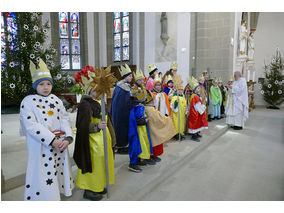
[225,71,249,130]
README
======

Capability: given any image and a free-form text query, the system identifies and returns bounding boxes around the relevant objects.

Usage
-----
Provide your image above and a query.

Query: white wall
[144,12,191,87]
[253,12,284,106]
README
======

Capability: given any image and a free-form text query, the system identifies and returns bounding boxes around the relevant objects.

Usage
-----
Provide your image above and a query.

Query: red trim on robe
[151,144,163,156]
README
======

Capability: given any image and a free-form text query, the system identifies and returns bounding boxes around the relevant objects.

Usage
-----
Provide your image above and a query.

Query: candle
[247,70,250,81]
[252,71,255,82]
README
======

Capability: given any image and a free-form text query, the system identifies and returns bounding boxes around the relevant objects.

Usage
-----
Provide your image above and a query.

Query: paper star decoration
[91,65,117,99]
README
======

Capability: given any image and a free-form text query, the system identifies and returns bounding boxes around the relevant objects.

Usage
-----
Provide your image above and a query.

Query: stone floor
[1,106,284,201]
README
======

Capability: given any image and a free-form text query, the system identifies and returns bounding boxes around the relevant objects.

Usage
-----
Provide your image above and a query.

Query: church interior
[1,8,284,209]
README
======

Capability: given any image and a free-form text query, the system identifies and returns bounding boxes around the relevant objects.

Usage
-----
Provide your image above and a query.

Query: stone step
[2,116,228,200]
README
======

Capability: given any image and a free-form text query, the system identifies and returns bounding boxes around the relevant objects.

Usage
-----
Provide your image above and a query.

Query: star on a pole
[91,65,117,99]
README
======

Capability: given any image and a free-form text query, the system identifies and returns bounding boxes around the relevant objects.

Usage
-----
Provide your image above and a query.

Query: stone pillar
[99,12,107,67]
[132,12,140,69]
[177,12,191,86]
[87,12,95,66]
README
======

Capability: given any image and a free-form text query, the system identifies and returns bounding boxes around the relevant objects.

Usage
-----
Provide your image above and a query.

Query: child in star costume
[19,59,74,201]
[170,85,187,140]
[209,77,222,120]
[73,69,115,201]
[128,69,155,173]
[187,76,208,142]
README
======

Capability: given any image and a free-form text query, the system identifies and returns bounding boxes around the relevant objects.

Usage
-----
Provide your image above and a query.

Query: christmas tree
[260,49,284,109]
[1,12,71,106]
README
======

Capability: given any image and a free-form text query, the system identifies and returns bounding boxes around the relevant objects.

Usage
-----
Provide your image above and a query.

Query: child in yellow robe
[170,86,187,140]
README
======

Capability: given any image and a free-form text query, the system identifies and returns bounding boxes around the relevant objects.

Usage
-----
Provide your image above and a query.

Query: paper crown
[133,69,145,81]
[202,70,208,76]
[147,64,157,74]
[153,75,162,85]
[213,77,219,83]
[218,77,223,83]
[187,76,199,90]
[30,59,52,84]
[228,76,234,82]
[130,84,147,102]
[177,85,184,90]
[119,64,132,77]
[165,74,173,83]
[171,62,178,70]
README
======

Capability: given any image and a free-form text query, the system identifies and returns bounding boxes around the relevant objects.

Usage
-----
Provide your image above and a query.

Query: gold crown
[153,75,162,85]
[187,76,199,90]
[130,84,147,102]
[133,69,145,81]
[147,64,157,73]
[80,70,97,95]
[228,76,234,82]
[202,70,208,76]
[213,77,219,83]
[119,64,132,77]
[30,59,52,83]
[177,85,184,90]
[171,62,178,70]
[165,74,173,83]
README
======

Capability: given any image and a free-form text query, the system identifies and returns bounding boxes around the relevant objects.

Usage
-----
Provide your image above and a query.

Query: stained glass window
[1,12,18,67]
[1,13,6,67]
[113,12,130,62]
[58,12,81,70]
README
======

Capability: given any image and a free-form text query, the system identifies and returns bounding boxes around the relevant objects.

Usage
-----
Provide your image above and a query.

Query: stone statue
[160,12,169,46]
[248,32,255,61]
[239,20,248,56]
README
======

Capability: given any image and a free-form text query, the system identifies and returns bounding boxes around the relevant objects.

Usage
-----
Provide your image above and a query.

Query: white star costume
[20,94,74,201]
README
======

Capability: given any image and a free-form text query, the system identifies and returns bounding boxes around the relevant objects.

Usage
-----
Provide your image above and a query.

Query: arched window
[58,12,81,70]
[113,12,129,62]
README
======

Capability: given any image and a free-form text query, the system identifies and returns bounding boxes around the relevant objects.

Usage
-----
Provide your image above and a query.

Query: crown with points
[187,76,199,90]
[165,74,173,83]
[130,84,147,102]
[153,75,162,85]
[118,64,132,77]
[228,76,234,82]
[147,64,157,74]
[30,58,52,84]
[218,77,223,83]
[213,77,219,83]
[171,62,178,70]
[202,70,208,76]
[133,69,145,81]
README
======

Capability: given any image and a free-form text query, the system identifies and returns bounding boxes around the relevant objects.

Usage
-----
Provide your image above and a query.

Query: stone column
[99,12,107,67]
